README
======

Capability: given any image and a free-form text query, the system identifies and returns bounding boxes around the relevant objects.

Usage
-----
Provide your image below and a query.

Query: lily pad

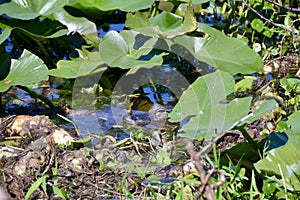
[52,9,97,37]
[49,50,107,78]
[0,18,68,40]
[0,28,10,44]
[169,70,252,140]
[125,4,197,39]
[242,99,277,125]
[50,30,165,77]
[99,30,166,74]
[72,0,155,12]
[0,0,69,20]
[286,111,300,134]
[0,50,48,92]
[180,0,210,3]
[173,23,263,75]
[254,130,300,191]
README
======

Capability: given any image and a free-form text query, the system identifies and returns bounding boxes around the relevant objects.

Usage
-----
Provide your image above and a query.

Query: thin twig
[264,0,300,13]
[242,0,288,31]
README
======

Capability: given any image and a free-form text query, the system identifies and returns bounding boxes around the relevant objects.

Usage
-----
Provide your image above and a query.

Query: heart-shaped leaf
[169,70,252,140]
[49,50,107,78]
[125,4,197,39]
[99,30,165,74]
[255,130,300,191]
[73,0,155,12]
[0,0,69,20]
[173,23,263,75]
[0,50,48,92]
[52,9,97,37]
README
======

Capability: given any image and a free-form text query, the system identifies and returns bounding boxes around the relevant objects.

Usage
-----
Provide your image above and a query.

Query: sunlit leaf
[286,111,300,134]
[251,19,264,32]
[49,50,106,78]
[125,4,197,39]
[233,76,257,93]
[50,30,163,78]
[0,0,70,20]
[254,130,300,191]
[242,99,277,125]
[73,0,155,12]
[0,50,48,92]
[180,0,210,3]
[169,70,252,139]
[173,23,263,75]
[99,30,165,74]
[0,28,10,44]
[53,9,97,37]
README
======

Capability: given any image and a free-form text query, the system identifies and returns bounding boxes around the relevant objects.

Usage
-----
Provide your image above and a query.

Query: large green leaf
[72,0,155,12]
[0,28,10,44]
[242,99,277,125]
[126,10,262,75]
[125,4,197,39]
[286,111,300,134]
[169,70,252,139]
[0,0,70,20]
[180,0,210,3]
[0,50,48,92]
[0,17,68,40]
[254,131,300,191]
[52,9,97,37]
[50,30,164,78]
[99,30,165,74]
[49,50,107,78]
[173,23,263,75]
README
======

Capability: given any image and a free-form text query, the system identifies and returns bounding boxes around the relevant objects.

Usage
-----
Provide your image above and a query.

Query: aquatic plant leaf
[51,30,162,78]
[99,30,165,74]
[74,0,155,12]
[254,130,300,191]
[286,111,300,134]
[0,18,68,40]
[125,4,197,39]
[52,9,97,37]
[180,0,210,3]
[233,76,257,93]
[173,23,263,75]
[0,28,10,44]
[0,50,48,92]
[169,70,252,140]
[0,0,69,20]
[49,50,106,78]
[242,99,277,125]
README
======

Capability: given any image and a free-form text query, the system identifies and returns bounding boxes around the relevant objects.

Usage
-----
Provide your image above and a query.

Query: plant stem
[236,125,259,151]
[17,85,65,115]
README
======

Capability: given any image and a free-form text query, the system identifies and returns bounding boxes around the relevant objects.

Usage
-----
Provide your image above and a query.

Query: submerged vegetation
[0,0,299,199]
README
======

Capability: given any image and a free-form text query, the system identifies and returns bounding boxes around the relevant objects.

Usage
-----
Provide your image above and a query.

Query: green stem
[17,85,65,115]
[236,125,259,151]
